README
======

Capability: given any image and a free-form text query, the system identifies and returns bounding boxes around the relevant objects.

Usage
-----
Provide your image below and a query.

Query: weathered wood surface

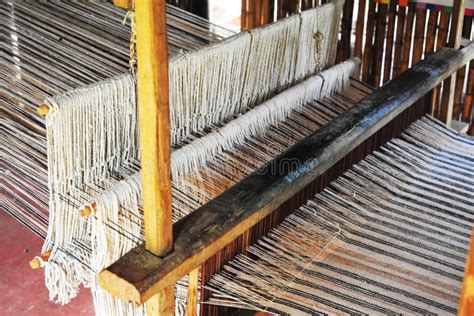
[439,0,466,124]
[136,0,174,258]
[98,43,474,305]
[186,268,199,316]
[135,0,174,314]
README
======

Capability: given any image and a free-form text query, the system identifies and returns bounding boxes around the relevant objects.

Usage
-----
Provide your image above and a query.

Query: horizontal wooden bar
[98,42,474,305]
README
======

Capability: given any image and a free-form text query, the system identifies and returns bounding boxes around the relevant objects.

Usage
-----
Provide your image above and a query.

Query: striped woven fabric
[207,116,474,315]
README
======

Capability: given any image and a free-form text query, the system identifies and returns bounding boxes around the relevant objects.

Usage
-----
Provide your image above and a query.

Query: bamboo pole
[135,0,175,314]
[439,0,465,124]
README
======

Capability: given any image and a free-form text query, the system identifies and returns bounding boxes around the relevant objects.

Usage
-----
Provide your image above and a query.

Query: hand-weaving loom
[3,0,474,315]
[95,39,473,315]
[37,1,347,313]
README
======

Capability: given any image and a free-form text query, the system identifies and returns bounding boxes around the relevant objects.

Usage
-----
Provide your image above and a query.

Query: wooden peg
[79,201,97,217]
[37,104,50,116]
[29,250,52,269]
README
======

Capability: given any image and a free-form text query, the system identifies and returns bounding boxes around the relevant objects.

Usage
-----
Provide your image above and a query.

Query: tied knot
[313,31,324,52]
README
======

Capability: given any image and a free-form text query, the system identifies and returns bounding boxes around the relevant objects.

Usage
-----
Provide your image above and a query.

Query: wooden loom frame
[105,0,473,315]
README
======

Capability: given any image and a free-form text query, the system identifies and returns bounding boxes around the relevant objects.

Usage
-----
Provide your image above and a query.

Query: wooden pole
[439,0,465,124]
[458,228,474,316]
[113,0,132,9]
[135,0,175,314]
[186,268,199,316]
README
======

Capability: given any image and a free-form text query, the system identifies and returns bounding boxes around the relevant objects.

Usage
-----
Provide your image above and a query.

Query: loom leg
[187,268,199,316]
[147,286,175,316]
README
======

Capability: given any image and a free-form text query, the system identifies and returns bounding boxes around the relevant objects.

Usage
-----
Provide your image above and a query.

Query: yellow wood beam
[136,0,173,258]
[458,228,474,315]
[135,0,174,314]
[187,268,199,316]
[113,0,132,10]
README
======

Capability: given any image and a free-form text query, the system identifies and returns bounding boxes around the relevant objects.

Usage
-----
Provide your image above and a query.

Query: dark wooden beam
[98,43,474,305]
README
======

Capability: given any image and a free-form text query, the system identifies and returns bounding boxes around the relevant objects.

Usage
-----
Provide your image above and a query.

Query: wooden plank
[393,5,407,77]
[430,11,451,116]
[463,61,474,123]
[412,8,426,64]
[401,5,415,72]
[354,0,366,61]
[439,0,465,124]
[338,0,354,62]
[186,268,199,316]
[98,43,474,305]
[241,0,247,30]
[268,0,275,22]
[255,0,262,27]
[362,2,376,82]
[424,9,438,56]
[383,2,396,84]
[437,11,451,50]
[260,0,270,25]
[277,0,284,20]
[454,17,472,119]
[373,4,388,86]
[248,0,256,28]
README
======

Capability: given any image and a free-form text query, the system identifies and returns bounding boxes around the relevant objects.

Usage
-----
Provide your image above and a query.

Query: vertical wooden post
[439,0,465,124]
[135,0,175,314]
[113,0,132,9]
[241,0,248,30]
[458,228,474,316]
[430,11,451,116]
[187,268,200,316]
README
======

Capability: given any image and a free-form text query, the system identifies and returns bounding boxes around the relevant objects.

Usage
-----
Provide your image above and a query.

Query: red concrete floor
[0,210,94,316]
